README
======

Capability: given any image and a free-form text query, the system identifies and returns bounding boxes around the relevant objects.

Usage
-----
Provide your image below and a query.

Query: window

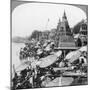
[82,24,87,30]
[60,27,64,31]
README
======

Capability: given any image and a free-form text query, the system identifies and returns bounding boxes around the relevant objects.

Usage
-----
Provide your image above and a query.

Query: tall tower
[56,11,76,47]
[57,11,72,36]
[62,10,67,22]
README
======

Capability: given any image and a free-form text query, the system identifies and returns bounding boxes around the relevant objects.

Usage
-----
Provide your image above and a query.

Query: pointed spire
[62,10,67,20]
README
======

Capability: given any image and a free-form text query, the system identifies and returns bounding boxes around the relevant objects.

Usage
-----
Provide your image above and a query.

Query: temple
[56,11,76,48]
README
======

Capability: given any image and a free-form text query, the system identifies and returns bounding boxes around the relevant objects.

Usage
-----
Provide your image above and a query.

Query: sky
[12,3,87,37]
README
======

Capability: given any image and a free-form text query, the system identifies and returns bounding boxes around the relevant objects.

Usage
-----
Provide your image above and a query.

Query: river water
[12,43,25,75]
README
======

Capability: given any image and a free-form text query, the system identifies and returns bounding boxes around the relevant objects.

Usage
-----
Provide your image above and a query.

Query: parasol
[15,63,30,72]
[39,50,62,68]
[55,50,62,57]
[39,54,58,68]
[64,50,81,63]
[79,46,87,52]
[15,57,35,72]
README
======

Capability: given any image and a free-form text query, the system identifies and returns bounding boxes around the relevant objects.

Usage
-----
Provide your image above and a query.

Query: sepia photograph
[11,0,88,89]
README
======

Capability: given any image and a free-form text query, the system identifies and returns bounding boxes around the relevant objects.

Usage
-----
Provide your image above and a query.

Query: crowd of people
[12,38,88,89]
[19,39,55,60]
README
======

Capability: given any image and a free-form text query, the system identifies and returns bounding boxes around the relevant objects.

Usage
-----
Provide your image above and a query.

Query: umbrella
[39,50,62,68]
[15,57,35,72]
[55,50,62,57]
[39,54,58,68]
[64,50,81,63]
[79,46,87,52]
[15,63,30,72]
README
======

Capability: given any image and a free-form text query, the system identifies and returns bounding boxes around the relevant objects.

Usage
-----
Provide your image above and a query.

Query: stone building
[55,11,76,48]
[79,19,87,36]
[79,19,87,46]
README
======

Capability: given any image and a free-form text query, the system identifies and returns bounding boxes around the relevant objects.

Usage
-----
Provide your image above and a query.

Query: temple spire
[62,10,67,20]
